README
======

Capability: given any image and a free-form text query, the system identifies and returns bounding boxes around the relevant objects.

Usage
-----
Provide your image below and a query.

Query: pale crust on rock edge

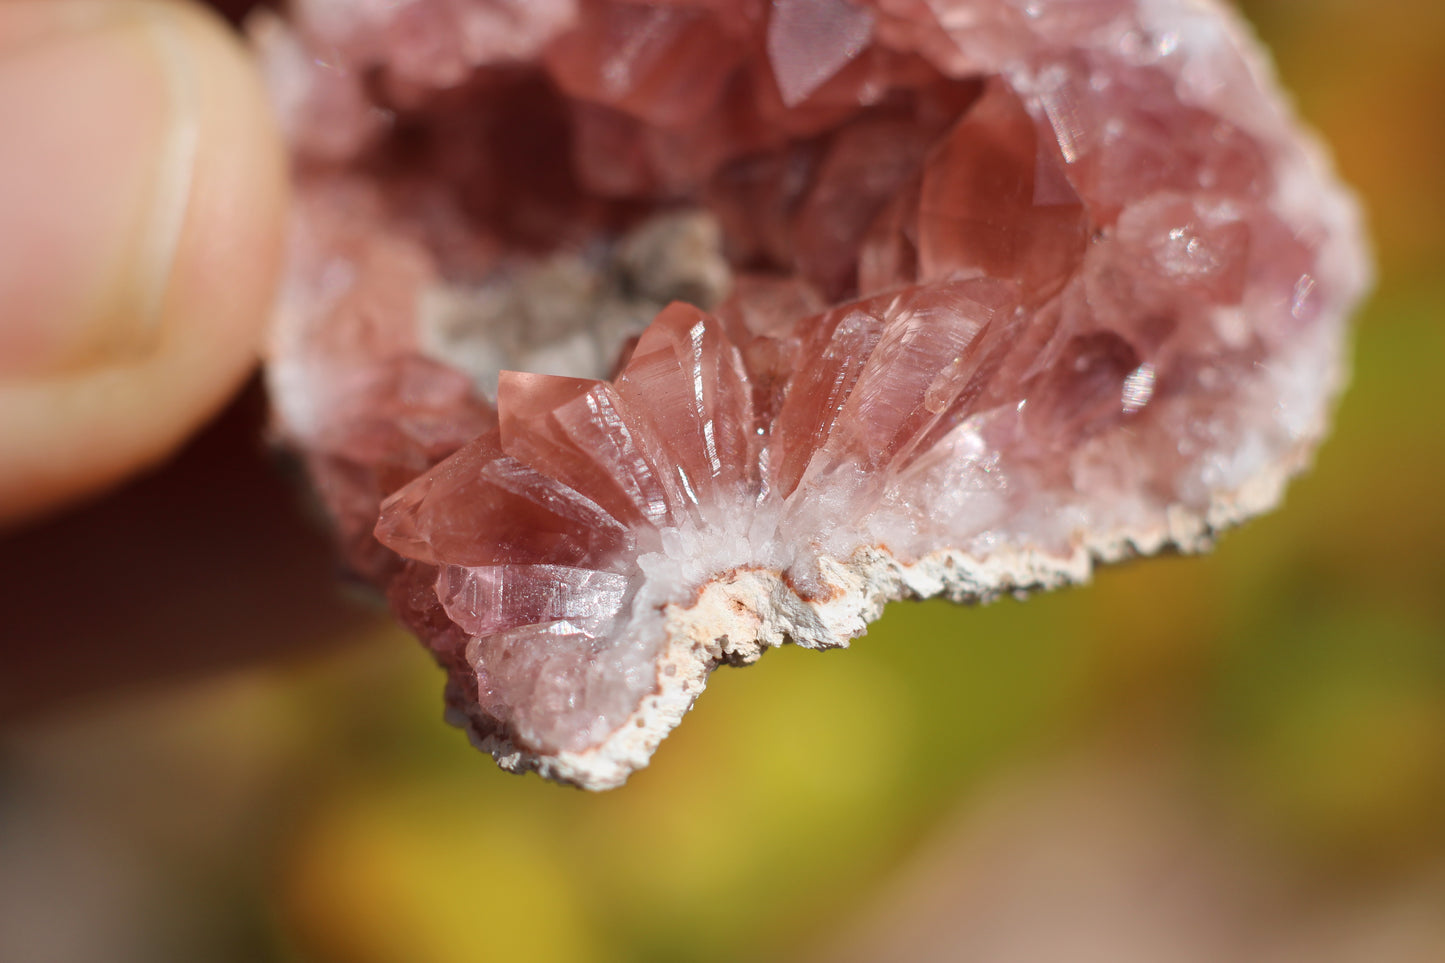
[451,422,1325,790]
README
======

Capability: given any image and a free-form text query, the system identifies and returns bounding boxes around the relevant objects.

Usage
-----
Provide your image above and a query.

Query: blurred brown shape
[0,380,379,721]
[814,749,1445,963]
[207,0,270,27]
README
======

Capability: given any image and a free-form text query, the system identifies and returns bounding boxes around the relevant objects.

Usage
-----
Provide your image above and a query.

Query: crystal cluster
[256,0,1370,787]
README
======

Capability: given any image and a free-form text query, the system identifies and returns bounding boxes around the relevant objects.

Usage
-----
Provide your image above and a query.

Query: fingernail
[0,2,200,377]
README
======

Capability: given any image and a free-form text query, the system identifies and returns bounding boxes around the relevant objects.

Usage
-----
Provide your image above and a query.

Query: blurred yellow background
[2,1,1444,960]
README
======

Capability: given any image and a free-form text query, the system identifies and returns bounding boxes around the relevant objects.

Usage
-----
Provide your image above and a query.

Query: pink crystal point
[260,0,1370,787]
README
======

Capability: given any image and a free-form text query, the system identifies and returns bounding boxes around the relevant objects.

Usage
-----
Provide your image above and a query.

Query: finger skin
[0,1,288,527]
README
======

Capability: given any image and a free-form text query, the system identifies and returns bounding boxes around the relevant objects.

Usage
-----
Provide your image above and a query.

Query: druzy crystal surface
[258,0,1370,787]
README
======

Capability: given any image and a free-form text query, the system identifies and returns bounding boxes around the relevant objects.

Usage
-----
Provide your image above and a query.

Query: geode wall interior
[256,0,1370,788]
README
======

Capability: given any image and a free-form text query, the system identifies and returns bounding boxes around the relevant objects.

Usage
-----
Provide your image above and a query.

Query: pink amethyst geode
[255,0,1370,788]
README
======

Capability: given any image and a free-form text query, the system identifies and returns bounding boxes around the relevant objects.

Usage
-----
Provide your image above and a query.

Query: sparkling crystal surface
[258,0,1370,785]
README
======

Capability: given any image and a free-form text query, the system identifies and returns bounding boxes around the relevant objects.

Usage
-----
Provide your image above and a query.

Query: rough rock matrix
[257,0,1370,788]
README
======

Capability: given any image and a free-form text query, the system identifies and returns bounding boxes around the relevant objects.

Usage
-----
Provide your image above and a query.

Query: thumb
[0,0,287,527]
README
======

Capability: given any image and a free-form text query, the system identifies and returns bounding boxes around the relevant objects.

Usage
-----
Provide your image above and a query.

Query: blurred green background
[2,1,1443,960]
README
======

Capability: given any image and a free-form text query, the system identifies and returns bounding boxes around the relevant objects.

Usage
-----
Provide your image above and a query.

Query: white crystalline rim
[450,413,1325,791]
